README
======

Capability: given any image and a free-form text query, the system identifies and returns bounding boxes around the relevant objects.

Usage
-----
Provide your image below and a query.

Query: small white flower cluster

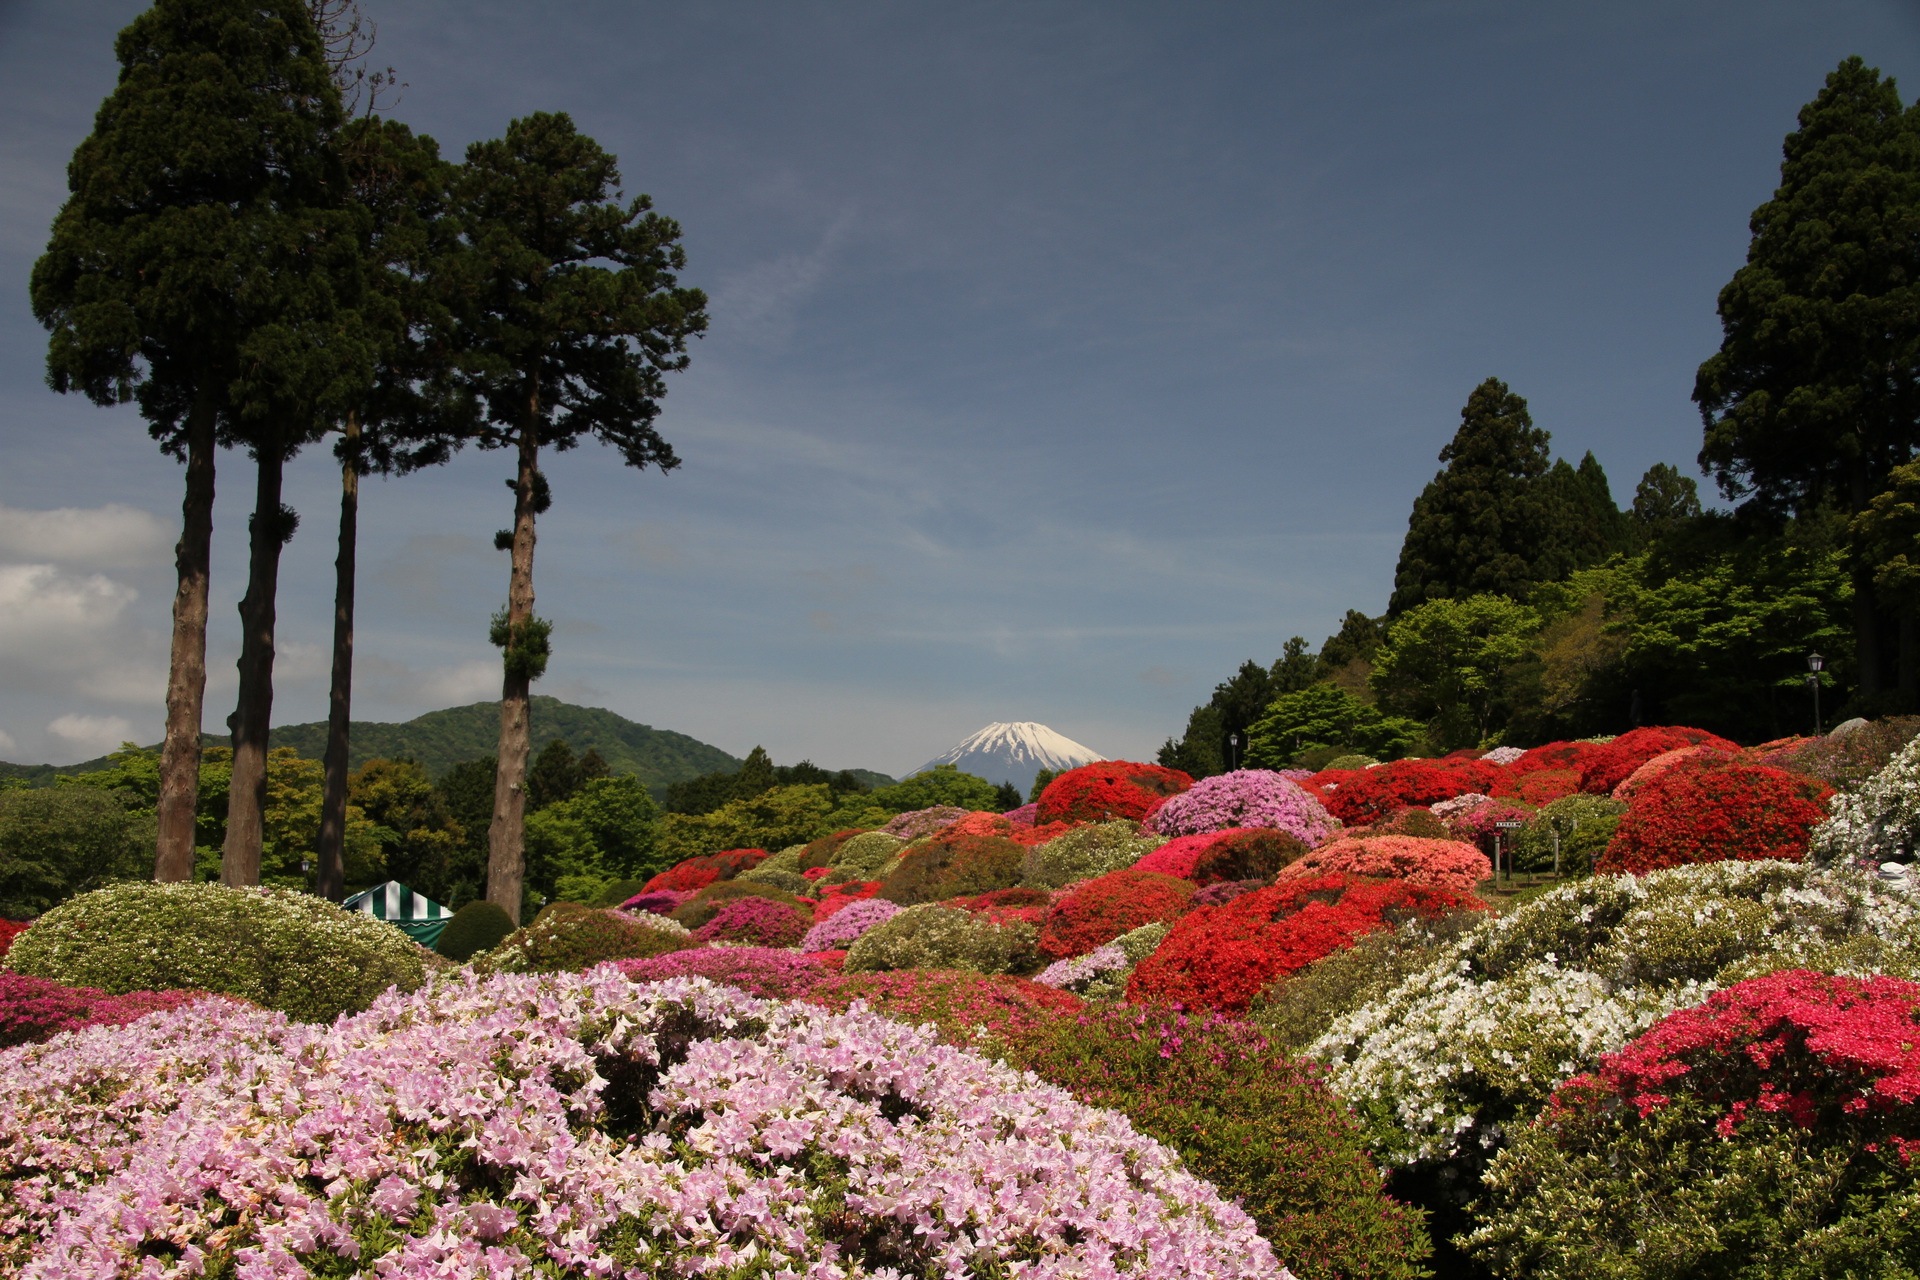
[1810,733,1920,868]
[1479,746,1528,766]
[1306,859,1920,1166]
[1429,793,1494,822]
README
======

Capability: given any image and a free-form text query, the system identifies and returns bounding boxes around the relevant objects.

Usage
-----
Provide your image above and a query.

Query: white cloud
[47,713,136,758]
[0,501,172,570]
[354,654,501,712]
[0,727,18,755]
[0,563,169,714]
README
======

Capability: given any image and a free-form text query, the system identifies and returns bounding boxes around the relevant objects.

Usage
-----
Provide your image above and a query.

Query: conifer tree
[1630,463,1703,544]
[441,113,706,921]
[1389,378,1559,614]
[30,0,345,883]
[1695,56,1920,699]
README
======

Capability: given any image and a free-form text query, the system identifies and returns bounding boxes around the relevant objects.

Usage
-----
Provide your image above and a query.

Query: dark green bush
[1001,1004,1431,1280]
[669,879,804,931]
[477,902,694,975]
[877,833,1025,905]
[4,882,429,1022]
[435,899,518,962]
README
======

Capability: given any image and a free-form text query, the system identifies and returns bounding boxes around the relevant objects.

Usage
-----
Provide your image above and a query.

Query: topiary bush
[798,896,899,952]
[669,878,806,931]
[734,865,812,895]
[1509,793,1626,874]
[1146,769,1340,846]
[1037,869,1195,960]
[1490,766,1580,806]
[3,882,430,1023]
[640,848,768,894]
[1468,969,1920,1279]
[843,903,1039,975]
[1317,758,1502,826]
[1510,740,1603,774]
[586,878,648,908]
[1131,826,1310,885]
[824,829,907,878]
[1277,834,1491,894]
[435,899,518,963]
[1021,820,1166,890]
[1035,761,1193,825]
[880,805,970,840]
[690,896,810,948]
[477,902,694,976]
[875,831,1026,905]
[1128,873,1482,1014]
[1323,754,1379,771]
[999,1004,1433,1280]
[1597,756,1833,875]
[1576,725,1740,795]
[1767,716,1920,793]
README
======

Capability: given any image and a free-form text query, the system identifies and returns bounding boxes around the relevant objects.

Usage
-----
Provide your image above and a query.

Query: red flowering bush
[876,832,1026,905]
[1005,819,1076,848]
[1318,758,1502,826]
[804,969,1085,1047]
[1128,873,1483,1013]
[1492,767,1580,806]
[642,848,768,894]
[940,810,1017,839]
[1443,797,1537,845]
[1131,828,1309,885]
[1037,870,1196,960]
[811,879,881,921]
[1471,970,1920,1277]
[0,920,26,961]
[690,896,811,948]
[1577,726,1740,795]
[1612,744,1734,799]
[0,973,234,1049]
[1276,835,1491,894]
[945,885,1054,929]
[1510,740,1604,775]
[1035,761,1193,825]
[1339,806,1452,841]
[1597,756,1834,875]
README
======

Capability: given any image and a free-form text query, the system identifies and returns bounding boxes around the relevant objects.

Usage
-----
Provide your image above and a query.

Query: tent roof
[342,881,452,922]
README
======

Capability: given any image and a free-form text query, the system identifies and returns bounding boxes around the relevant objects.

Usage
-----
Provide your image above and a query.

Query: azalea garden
[3,722,1920,1277]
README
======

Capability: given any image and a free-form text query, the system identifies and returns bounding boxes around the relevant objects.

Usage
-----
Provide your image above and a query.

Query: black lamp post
[1807,653,1825,735]
[1227,732,1243,771]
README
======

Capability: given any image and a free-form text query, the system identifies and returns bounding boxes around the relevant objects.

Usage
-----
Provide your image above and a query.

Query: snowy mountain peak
[912,722,1106,795]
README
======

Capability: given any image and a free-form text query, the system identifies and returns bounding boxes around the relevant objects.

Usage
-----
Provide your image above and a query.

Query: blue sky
[0,0,1915,774]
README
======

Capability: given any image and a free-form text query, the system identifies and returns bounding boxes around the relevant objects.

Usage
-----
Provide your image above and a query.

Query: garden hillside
[8,722,1920,1276]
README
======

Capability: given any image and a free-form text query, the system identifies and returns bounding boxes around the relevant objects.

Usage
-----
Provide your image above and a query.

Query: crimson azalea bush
[1131,827,1309,885]
[0,971,1287,1278]
[998,1004,1433,1280]
[0,920,25,961]
[1147,769,1340,846]
[810,879,880,921]
[1128,873,1482,1013]
[1469,969,1920,1278]
[1442,797,1536,845]
[689,896,810,948]
[1598,757,1834,875]
[641,848,768,894]
[1510,740,1605,775]
[945,885,1055,928]
[1577,726,1739,794]
[619,888,690,915]
[0,973,234,1050]
[669,879,807,931]
[1278,835,1491,894]
[1491,767,1580,806]
[1318,758,1502,826]
[1037,869,1195,960]
[1612,744,1731,799]
[612,946,832,1000]
[1035,761,1193,825]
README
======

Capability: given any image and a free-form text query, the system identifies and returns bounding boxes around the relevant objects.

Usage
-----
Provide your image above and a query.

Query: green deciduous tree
[1245,684,1424,768]
[1695,56,1920,703]
[524,775,662,903]
[0,788,151,917]
[1371,594,1541,749]
[441,112,707,922]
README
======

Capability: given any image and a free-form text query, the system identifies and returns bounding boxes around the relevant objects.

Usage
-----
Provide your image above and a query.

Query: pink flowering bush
[1275,835,1492,894]
[0,970,1288,1277]
[689,896,810,948]
[882,805,970,839]
[798,896,900,952]
[611,947,830,1000]
[1002,802,1040,826]
[620,888,691,915]
[1148,769,1340,846]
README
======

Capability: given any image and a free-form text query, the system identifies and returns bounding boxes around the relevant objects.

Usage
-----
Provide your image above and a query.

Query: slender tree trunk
[221,433,293,887]
[485,396,541,923]
[316,415,360,902]
[155,391,217,881]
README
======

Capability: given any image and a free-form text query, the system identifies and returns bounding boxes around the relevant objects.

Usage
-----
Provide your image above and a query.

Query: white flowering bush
[1308,860,1920,1166]
[3,881,430,1023]
[1478,746,1526,765]
[0,970,1289,1278]
[1022,821,1166,890]
[1809,733,1920,868]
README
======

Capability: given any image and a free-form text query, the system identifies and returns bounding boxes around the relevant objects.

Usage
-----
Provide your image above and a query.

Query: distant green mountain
[0,697,894,797]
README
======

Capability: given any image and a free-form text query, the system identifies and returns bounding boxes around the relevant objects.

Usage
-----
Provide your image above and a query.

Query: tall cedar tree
[443,113,706,921]
[313,117,466,900]
[1390,377,1561,614]
[30,0,345,881]
[1631,462,1703,545]
[1695,57,1920,702]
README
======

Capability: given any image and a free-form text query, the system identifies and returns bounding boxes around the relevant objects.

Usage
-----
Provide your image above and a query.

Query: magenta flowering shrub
[0,973,227,1049]
[882,805,971,839]
[611,947,829,1000]
[799,896,900,952]
[0,970,1287,1278]
[1003,801,1040,826]
[1148,770,1340,847]
[620,888,692,915]
[689,896,809,948]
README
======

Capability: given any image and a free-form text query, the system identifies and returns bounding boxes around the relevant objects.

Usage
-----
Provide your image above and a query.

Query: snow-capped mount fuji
[911,722,1106,797]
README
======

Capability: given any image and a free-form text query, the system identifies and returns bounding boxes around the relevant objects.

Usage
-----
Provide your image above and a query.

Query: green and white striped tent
[343,881,453,949]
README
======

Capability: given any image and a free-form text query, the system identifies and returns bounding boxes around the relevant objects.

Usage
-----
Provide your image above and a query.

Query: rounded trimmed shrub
[1811,732,1920,869]
[1131,827,1310,885]
[1318,758,1502,826]
[806,968,1086,1046]
[1277,834,1491,893]
[1577,725,1740,795]
[1598,757,1833,875]
[734,865,812,894]
[1147,769,1340,846]
[1021,820,1167,890]
[1510,740,1605,775]
[0,972,234,1049]
[1128,873,1482,1014]
[641,848,768,894]
[669,878,806,931]
[1323,753,1378,771]
[478,902,694,976]
[876,831,1026,905]
[881,805,970,840]
[690,896,810,948]
[843,903,1040,975]
[1035,761,1193,825]
[3,882,430,1023]
[944,885,1055,928]
[1491,767,1580,806]
[798,895,899,951]
[435,899,518,963]
[1037,869,1195,960]
[824,829,907,877]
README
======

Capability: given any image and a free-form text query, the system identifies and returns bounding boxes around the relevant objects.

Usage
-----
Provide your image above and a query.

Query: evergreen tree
[992,781,1022,810]
[1269,636,1318,695]
[440,113,707,922]
[1695,56,1920,701]
[1316,610,1387,676]
[1389,378,1561,615]
[524,739,583,810]
[31,0,348,884]
[734,746,777,798]
[1630,463,1703,544]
